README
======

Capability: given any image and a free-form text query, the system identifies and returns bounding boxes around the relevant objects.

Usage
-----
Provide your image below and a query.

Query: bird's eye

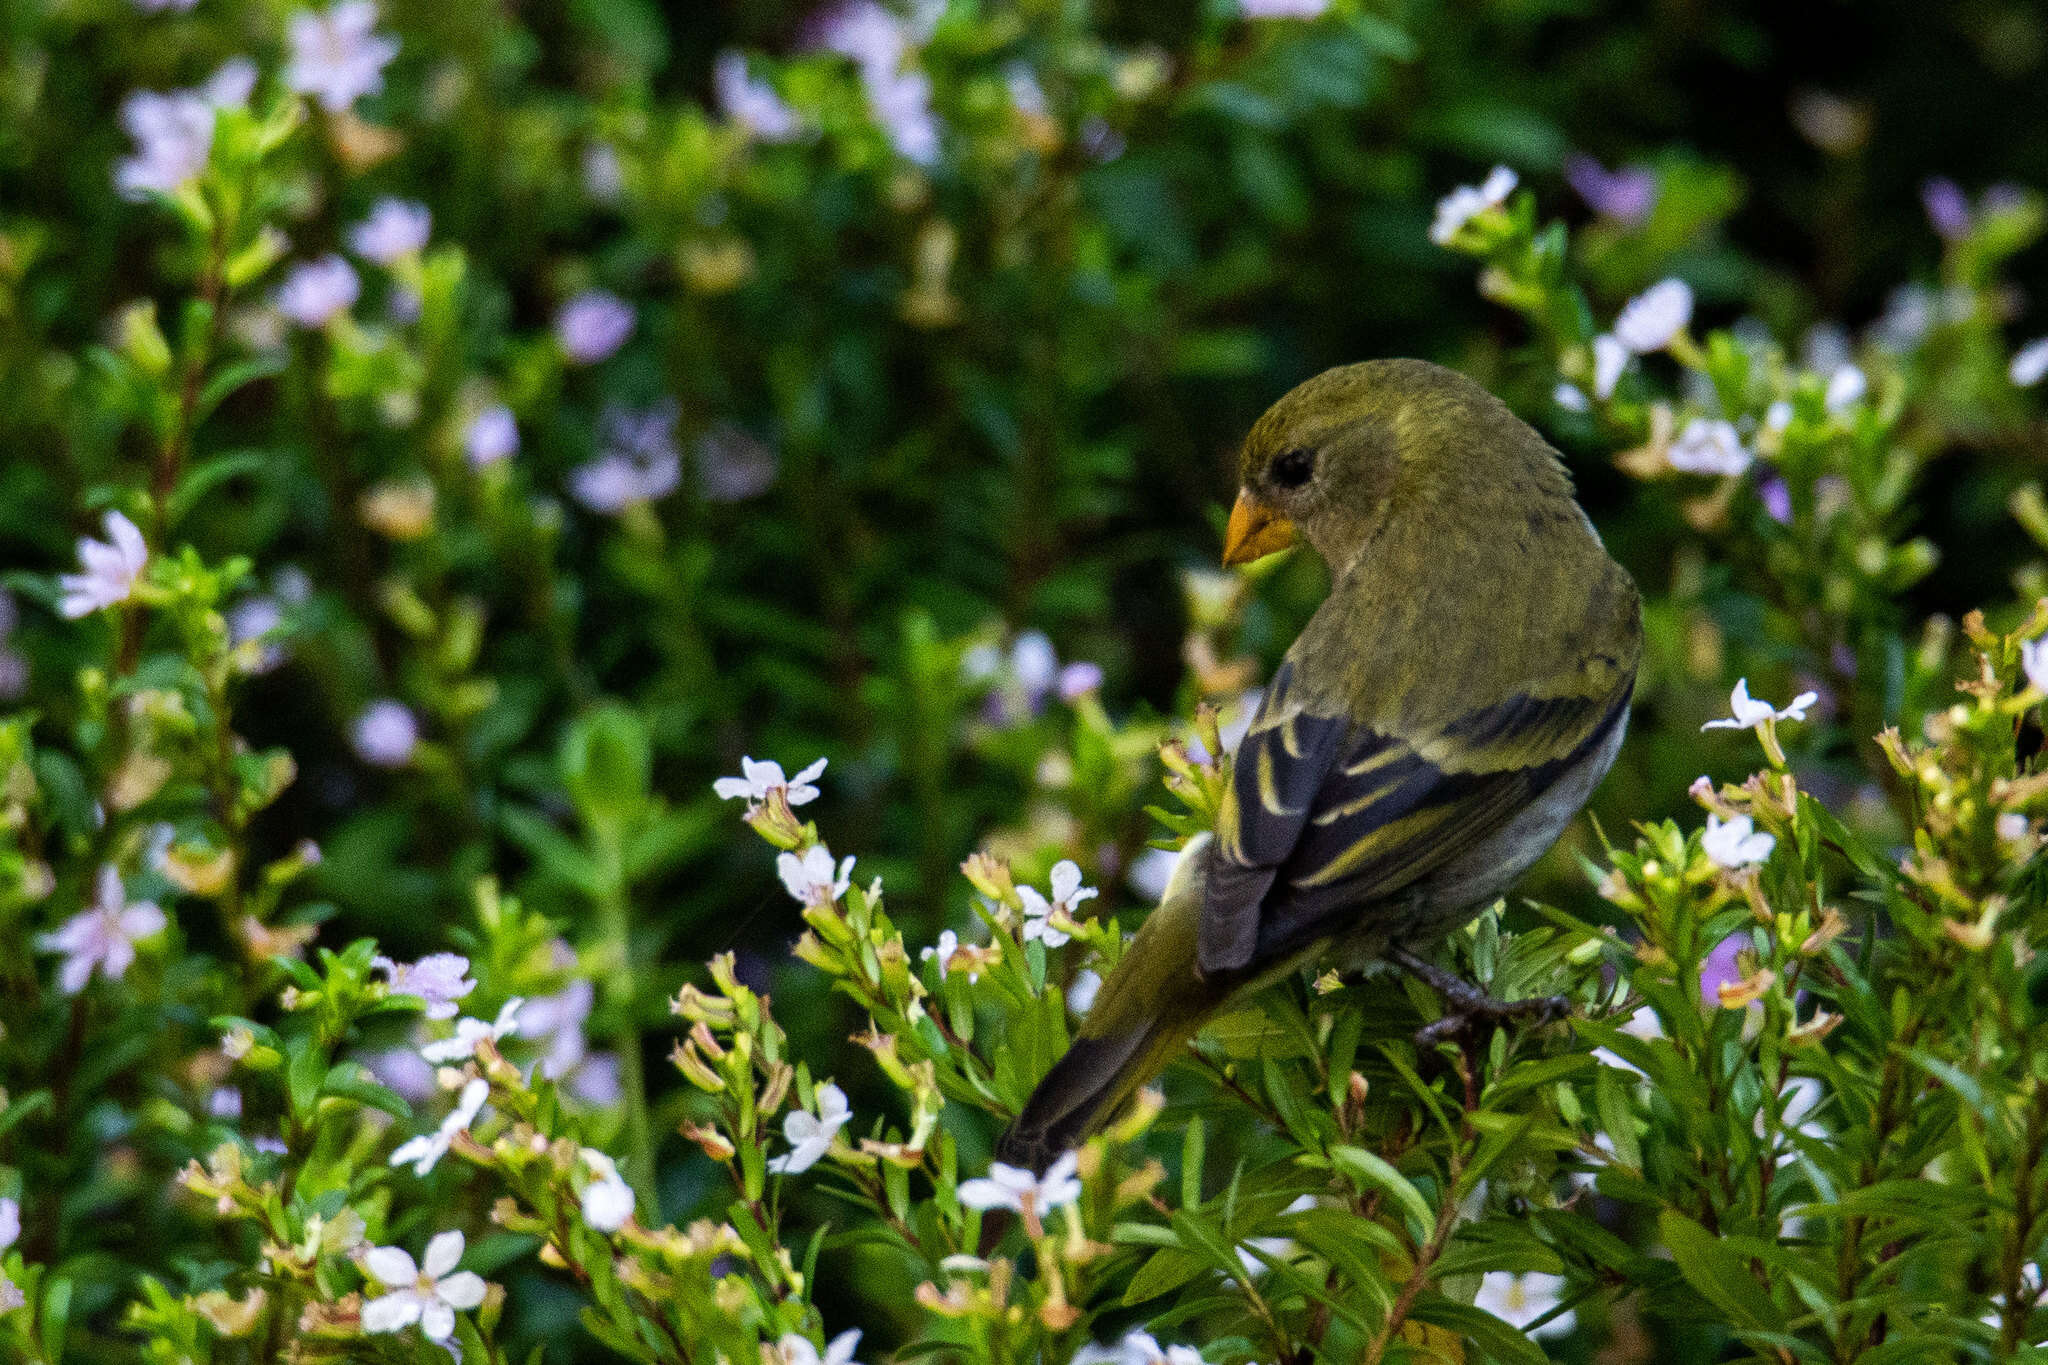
[1270,448,1315,489]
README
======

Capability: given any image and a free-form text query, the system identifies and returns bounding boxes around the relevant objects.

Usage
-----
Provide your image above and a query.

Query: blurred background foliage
[5,0,2048,1359]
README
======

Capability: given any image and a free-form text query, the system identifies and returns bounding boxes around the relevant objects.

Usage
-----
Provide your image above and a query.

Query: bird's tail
[997,837,1235,1170]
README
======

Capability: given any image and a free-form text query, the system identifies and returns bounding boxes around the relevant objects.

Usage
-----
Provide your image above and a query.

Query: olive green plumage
[998,360,1642,1169]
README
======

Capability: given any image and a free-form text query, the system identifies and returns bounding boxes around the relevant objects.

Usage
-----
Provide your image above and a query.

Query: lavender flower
[276,255,360,328]
[352,699,419,766]
[348,197,430,264]
[2020,637,2048,694]
[114,90,215,200]
[372,952,477,1020]
[1565,154,1656,225]
[1057,661,1104,701]
[555,289,635,364]
[1922,177,1971,239]
[465,405,519,468]
[58,510,148,618]
[867,67,939,164]
[695,422,778,501]
[133,0,200,11]
[285,1,399,113]
[37,866,167,994]
[715,51,803,142]
[1699,934,1746,1003]
[1758,474,1792,525]
[1239,0,1330,15]
[570,401,682,513]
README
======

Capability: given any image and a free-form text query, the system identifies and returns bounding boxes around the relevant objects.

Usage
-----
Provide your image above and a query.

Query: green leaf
[1657,1210,1785,1332]
[319,1064,412,1121]
[1329,1145,1435,1241]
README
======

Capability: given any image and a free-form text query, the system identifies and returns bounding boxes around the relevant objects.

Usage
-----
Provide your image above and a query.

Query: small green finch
[1000,359,1641,1168]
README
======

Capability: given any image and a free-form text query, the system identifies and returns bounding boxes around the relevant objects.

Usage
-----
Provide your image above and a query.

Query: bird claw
[1411,992,1572,1049]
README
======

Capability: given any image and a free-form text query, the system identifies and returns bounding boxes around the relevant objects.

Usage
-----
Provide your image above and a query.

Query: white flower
[276,255,360,328]
[420,998,523,1064]
[867,67,940,164]
[388,1075,489,1175]
[1017,859,1097,949]
[1701,678,1819,733]
[777,1328,865,1365]
[518,976,595,1081]
[1474,1270,1575,1339]
[777,845,855,907]
[1073,1333,1203,1365]
[1066,968,1102,1015]
[1240,0,1330,16]
[1613,274,1695,351]
[714,755,827,808]
[556,290,635,364]
[2025,638,2048,695]
[114,90,216,199]
[578,1148,635,1231]
[767,1083,852,1174]
[1765,399,1794,432]
[1591,334,1629,400]
[957,1151,1082,1218]
[2014,337,2048,388]
[348,197,430,264]
[1589,1004,1663,1078]
[198,58,259,109]
[465,405,518,468]
[372,952,476,1020]
[1125,846,1179,901]
[361,1229,489,1344]
[1701,813,1775,869]
[1667,418,1752,476]
[570,402,680,513]
[1998,811,2031,845]
[351,699,418,766]
[285,1,400,113]
[1553,381,1590,413]
[1429,165,1517,246]
[0,1196,19,1315]
[1613,277,1693,353]
[922,929,965,980]
[36,865,166,995]
[58,510,148,618]
[715,51,803,142]
[1824,364,1866,412]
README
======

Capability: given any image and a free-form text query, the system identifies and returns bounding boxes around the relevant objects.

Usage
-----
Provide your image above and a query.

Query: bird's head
[1224,358,1544,570]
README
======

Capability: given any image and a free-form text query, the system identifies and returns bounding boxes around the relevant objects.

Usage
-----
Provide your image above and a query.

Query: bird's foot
[1389,946,1572,1049]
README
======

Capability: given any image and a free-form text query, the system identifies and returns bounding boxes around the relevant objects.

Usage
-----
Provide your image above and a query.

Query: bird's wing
[1198,654,1631,977]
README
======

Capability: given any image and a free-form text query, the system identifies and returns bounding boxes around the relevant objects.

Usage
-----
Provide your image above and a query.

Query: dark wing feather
[1200,665,1630,977]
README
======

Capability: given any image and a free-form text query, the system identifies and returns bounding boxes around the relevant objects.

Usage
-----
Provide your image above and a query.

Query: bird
[997,359,1641,1169]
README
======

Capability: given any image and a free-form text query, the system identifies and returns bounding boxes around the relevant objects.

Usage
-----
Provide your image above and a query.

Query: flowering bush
[5,0,2048,1362]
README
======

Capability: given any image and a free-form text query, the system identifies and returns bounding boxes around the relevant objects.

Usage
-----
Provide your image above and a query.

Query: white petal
[824,1328,863,1365]
[104,511,147,572]
[364,1245,418,1284]
[422,1228,466,1278]
[418,1298,456,1342]
[955,1178,1020,1211]
[436,1270,487,1310]
[361,1290,424,1333]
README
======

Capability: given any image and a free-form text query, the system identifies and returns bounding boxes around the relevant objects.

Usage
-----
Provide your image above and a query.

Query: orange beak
[1221,490,1297,567]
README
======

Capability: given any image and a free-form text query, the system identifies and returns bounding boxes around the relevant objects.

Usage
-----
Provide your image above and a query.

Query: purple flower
[1757,474,1792,525]
[114,91,216,199]
[276,255,360,328]
[348,197,430,264]
[715,51,803,142]
[352,699,419,766]
[1699,934,1746,1003]
[373,951,477,1019]
[555,290,635,364]
[133,0,200,11]
[208,1086,244,1119]
[285,1,400,113]
[200,58,259,110]
[36,866,168,995]
[867,67,939,164]
[1078,116,1125,163]
[1565,155,1656,226]
[807,0,909,76]
[1921,177,1971,240]
[59,510,148,618]
[571,402,681,513]
[228,595,287,672]
[1057,661,1103,702]
[1239,0,1329,15]
[363,1046,436,1103]
[465,405,519,468]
